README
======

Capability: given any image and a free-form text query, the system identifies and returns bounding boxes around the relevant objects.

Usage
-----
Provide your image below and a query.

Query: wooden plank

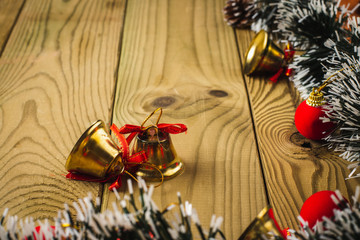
[103,0,267,238]
[0,0,24,53]
[236,30,360,229]
[0,0,125,221]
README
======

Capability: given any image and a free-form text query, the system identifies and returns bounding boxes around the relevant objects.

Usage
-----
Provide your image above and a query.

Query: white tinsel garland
[275,0,345,49]
[249,0,282,33]
[0,178,225,240]
[322,58,360,179]
[289,47,332,98]
[274,0,352,98]
[1,182,360,239]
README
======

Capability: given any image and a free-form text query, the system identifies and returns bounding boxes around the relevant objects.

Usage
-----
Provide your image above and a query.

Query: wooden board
[236,30,360,229]
[2,0,359,237]
[103,0,268,238]
[0,0,126,221]
[0,0,25,53]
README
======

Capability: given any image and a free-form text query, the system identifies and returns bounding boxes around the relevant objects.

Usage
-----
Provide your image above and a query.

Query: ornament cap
[306,88,325,107]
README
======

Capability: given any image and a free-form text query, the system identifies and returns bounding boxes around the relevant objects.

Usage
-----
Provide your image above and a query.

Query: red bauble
[294,95,336,140]
[300,190,344,229]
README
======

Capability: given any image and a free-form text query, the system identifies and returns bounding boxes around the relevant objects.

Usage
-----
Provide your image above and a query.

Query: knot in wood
[208,89,228,98]
[152,96,176,108]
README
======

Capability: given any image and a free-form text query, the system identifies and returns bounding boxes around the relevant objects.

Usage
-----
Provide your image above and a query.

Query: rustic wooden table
[1,0,359,239]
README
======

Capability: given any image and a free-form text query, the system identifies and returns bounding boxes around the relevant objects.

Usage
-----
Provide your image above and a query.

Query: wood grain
[0,0,125,221]
[236,30,360,229]
[103,0,268,238]
[0,0,25,54]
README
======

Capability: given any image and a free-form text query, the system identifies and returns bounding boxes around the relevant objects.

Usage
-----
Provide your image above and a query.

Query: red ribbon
[117,123,187,145]
[268,208,288,239]
[269,44,295,83]
[66,124,148,190]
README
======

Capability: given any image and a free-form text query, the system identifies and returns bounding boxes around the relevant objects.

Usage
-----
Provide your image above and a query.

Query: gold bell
[65,120,124,179]
[243,30,284,75]
[133,108,184,181]
[238,206,285,240]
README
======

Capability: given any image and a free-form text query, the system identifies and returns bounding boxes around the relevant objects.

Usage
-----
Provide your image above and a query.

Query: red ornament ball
[294,100,336,140]
[300,190,344,229]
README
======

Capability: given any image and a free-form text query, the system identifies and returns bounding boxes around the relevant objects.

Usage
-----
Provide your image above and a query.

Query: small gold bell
[238,206,285,240]
[243,30,284,75]
[133,126,184,181]
[65,120,125,179]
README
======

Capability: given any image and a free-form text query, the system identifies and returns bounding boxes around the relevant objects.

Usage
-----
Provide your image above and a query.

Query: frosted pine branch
[250,0,281,33]
[322,58,360,179]
[0,181,225,240]
[278,1,360,97]
[275,0,345,49]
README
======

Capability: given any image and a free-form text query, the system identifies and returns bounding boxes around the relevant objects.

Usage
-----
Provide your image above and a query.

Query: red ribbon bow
[269,43,295,83]
[66,124,148,190]
[117,123,188,145]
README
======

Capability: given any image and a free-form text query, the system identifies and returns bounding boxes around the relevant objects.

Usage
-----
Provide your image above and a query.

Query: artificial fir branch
[250,0,281,33]
[0,178,225,240]
[275,0,356,97]
[2,185,360,239]
[322,58,360,179]
[276,0,345,49]
[291,18,360,97]
[289,47,332,98]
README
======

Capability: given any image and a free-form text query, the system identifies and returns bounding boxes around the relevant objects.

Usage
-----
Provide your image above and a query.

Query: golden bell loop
[243,30,284,75]
[65,120,125,179]
[238,206,284,240]
[133,126,184,181]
